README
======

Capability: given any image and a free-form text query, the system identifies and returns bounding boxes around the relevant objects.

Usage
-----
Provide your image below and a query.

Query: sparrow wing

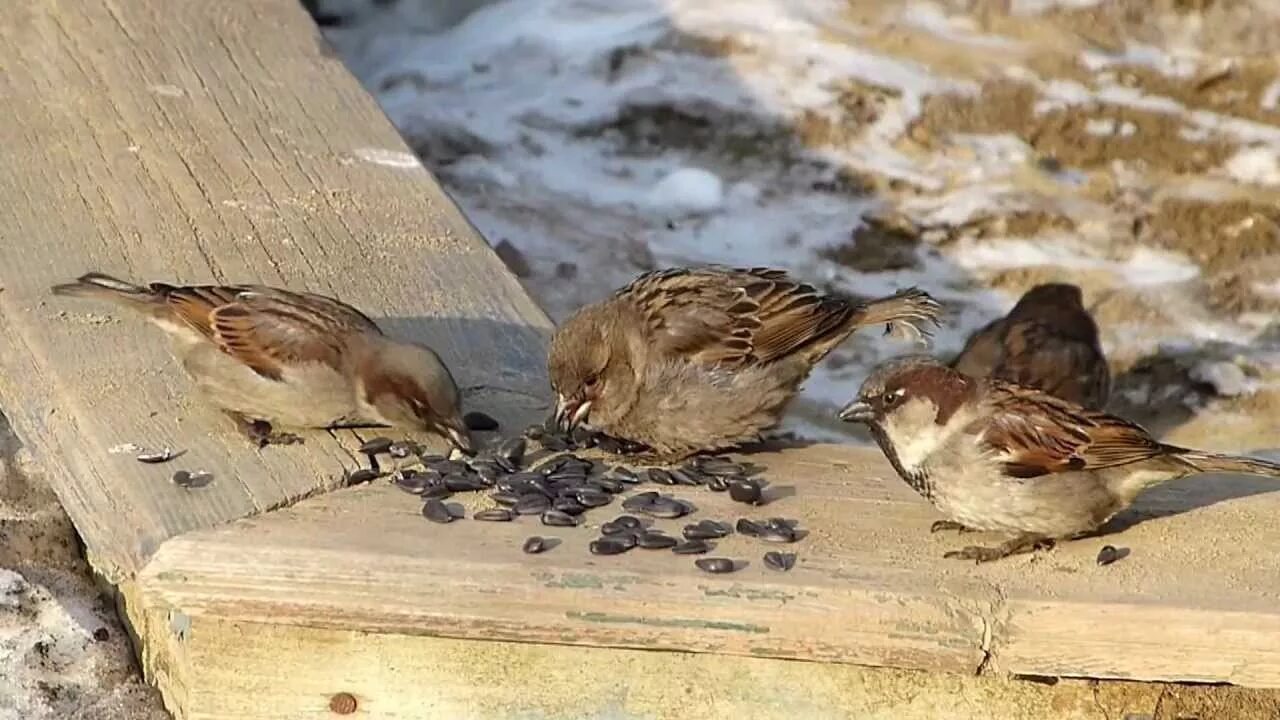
[156,284,381,381]
[977,382,1163,478]
[950,317,1005,377]
[620,266,854,368]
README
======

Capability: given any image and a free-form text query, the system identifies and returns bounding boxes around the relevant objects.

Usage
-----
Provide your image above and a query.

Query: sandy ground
[3,0,1278,717]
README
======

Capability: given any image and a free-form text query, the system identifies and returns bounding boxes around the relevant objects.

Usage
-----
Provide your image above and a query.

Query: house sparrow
[51,272,473,452]
[839,356,1280,562]
[547,265,942,459]
[952,283,1110,409]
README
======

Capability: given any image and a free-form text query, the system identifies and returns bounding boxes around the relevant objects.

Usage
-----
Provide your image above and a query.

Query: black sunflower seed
[389,441,418,459]
[670,468,703,486]
[672,539,711,555]
[589,477,626,494]
[346,468,380,485]
[609,467,640,484]
[170,470,213,489]
[1096,545,1128,566]
[359,437,394,455]
[758,526,799,543]
[491,490,520,507]
[647,468,677,485]
[444,474,488,492]
[464,411,500,431]
[637,532,677,549]
[576,489,612,508]
[515,494,552,515]
[422,499,455,524]
[542,510,580,527]
[421,485,454,500]
[621,491,659,511]
[552,498,587,516]
[392,470,432,495]
[736,519,763,537]
[695,557,739,574]
[589,538,632,556]
[474,508,514,522]
[729,479,763,505]
[763,551,796,571]
[640,496,692,519]
[683,520,731,540]
[706,476,730,492]
[523,536,549,554]
[695,457,745,477]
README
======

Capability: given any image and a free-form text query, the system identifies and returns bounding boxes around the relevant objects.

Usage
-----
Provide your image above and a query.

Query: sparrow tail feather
[1167,447,1280,478]
[852,288,943,343]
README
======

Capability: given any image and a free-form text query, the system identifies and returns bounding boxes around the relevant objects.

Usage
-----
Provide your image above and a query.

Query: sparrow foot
[929,520,978,534]
[227,413,303,448]
[943,534,1053,564]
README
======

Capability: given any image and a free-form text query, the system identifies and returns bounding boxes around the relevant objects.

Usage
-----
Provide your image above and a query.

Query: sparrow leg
[225,411,303,448]
[929,520,979,534]
[943,534,1054,563]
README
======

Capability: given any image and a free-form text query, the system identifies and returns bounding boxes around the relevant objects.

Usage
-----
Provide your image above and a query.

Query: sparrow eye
[882,388,905,406]
[584,375,599,389]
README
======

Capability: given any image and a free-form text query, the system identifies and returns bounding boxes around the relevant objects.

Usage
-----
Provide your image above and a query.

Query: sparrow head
[1011,283,1084,314]
[838,355,976,431]
[361,342,473,453]
[547,303,636,433]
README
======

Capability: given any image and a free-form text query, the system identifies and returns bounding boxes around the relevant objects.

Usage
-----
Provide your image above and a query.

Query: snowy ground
[316,0,1280,448]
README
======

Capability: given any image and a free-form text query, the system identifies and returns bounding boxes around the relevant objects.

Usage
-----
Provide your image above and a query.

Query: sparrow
[838,355,1280,563]
[547,265,942,459]
[951,283,1110,409]
[51,272,473,452]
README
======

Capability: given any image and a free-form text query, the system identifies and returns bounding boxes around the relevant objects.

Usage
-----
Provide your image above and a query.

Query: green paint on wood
[568,611,770,634]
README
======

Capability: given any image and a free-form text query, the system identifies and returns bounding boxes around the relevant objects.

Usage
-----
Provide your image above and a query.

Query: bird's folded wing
[977,382,1164,478]
[622,267,852,367]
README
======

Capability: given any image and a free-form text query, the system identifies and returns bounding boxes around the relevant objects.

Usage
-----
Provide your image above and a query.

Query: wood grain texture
[0,0,551,580]
[140,443,1280,699]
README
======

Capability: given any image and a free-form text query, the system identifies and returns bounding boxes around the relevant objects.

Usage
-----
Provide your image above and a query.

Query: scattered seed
[647,468,677,485]
[758,526,799,543]
[444,474,489,492]
[763,551,796,571]
[136,448,181,464]
[464,411,500,431]
[1096,545,1128,566]
[392,470,433,495]
[695,557,739,574]
[639,496,692,519]
[552,498,587,516]
[622,491,659,511]
[474,508,514,522]
[672,539,711,555]
[576,489,612,508]
[706,476,730,492]
[541,510,580,527]
[491,490,520,507]
[669,468,703,486]
[683,520,731,540]
[637,532,677,549]
[609,467,640,484]
[523,536,550,554]
[514,494,552,515]
[346,468,380,485]
[359,437,394,455]
[589,538,632,556]
[496,437,527,465]
[736,518,763,537]
[422,499,455,524]
[171,470,213,489]
[729,478,763,505]
[420,485,454,500]
[389,441,418,459]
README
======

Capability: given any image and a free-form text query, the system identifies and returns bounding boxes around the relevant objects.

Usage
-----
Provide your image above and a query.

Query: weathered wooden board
[138,443,1280,718]
[0,0,552,581]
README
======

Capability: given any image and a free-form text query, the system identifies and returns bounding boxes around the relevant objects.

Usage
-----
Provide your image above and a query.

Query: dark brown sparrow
[51,272,473,452]
[547,265,942,459]
[839,356,1280,562]
[951,283,1109,409]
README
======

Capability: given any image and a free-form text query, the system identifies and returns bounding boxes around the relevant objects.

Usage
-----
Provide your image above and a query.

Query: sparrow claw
[943,534,1053,563]
[930,520,975,534]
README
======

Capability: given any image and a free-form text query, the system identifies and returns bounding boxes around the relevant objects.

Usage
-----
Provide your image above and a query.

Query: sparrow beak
[554,394,592,432]
[838,400,874,423]
[443,422,475,455]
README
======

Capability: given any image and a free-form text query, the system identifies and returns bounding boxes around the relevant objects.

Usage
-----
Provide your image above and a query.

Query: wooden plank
[0,0,552,581]
[138,443,1280,711]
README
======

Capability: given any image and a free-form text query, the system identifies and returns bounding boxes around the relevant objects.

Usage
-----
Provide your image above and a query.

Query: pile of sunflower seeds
[356,419,804,574]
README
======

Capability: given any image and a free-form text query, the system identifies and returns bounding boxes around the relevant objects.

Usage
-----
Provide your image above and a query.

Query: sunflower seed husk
[637,532,678,550]
[392,470,433,495]
[609,466,640,484]
[170,470,213,489]
[523,536,550,554]
[706,476,730,492]
[389,441,418,459]
[464,411,500,431]
[515,494,552,515]
[589,477,626,494]
[669,468,703,486]
[422,499,455,524]
[576,489,612,508]
[647,468,677,485]
[136,448,181,464]
[672,539,711,555]
[444,474,488,492]
[639,496,692,519]
[683,519,732,540]
[1096,545,1126,566]
[729,479,763,505]
[552,498,587,516]
[763,551,796,571]
[474,508,514,522]
[695,557,738,574]
[621,491,659,511]
[758,526,799,543]
[589,538,632,556]
[694,457,745,477]
[359,437,394,455]
[736,518,763,537]
[346,468,380,485]
[541,510,580,527]
[421,485,454,500]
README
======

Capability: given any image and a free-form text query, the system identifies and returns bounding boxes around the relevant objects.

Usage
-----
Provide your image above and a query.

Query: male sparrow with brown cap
[839,356,1280,562]
[52,272,473,452]
[547,265,942,460]
[952,283,1110,409]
